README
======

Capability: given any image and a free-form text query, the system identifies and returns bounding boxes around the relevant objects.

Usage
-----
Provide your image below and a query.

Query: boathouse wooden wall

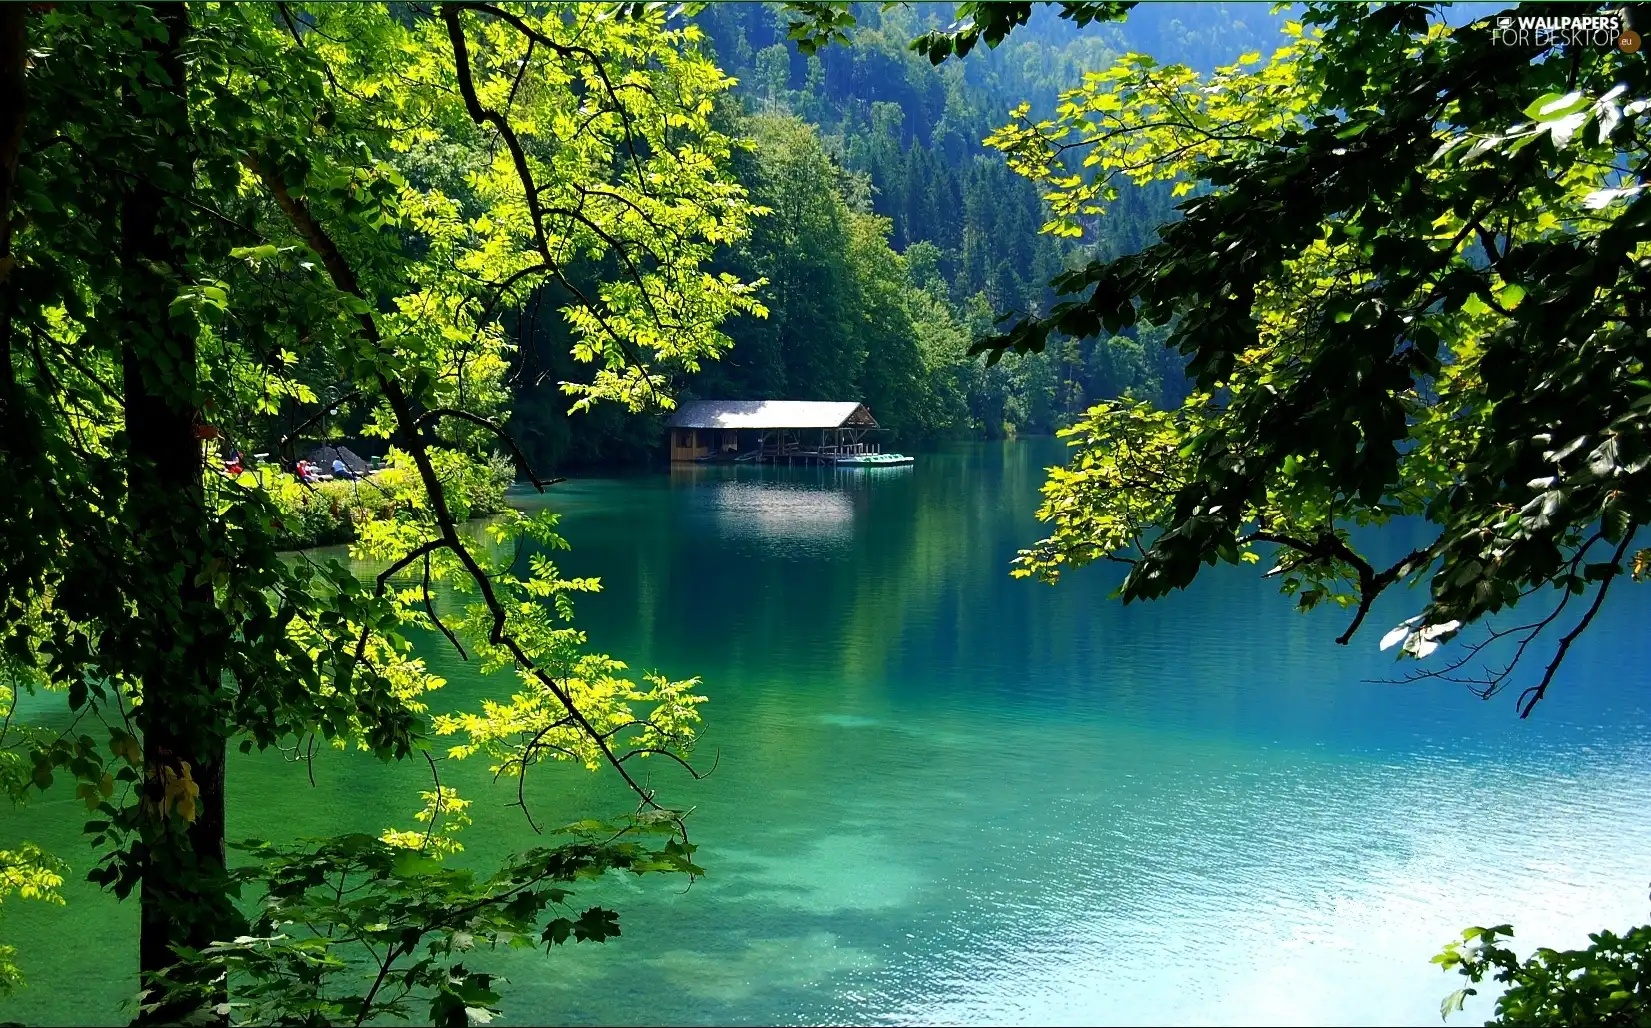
[669,428,740,462]
[669,428,710,462]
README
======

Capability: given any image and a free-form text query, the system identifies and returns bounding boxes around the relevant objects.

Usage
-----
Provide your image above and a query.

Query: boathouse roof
[667,400,878,430]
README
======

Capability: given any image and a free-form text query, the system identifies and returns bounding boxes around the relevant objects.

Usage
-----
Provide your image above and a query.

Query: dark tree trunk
[118,4,234,1022]
[0,2,24,404]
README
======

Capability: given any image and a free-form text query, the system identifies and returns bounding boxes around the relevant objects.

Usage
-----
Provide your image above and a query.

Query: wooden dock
[698,437,887,466]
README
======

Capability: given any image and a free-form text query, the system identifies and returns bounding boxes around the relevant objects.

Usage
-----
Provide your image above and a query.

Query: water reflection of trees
[565,443,1410,741]
[336,448,1503,779]
[546,444,1077,698]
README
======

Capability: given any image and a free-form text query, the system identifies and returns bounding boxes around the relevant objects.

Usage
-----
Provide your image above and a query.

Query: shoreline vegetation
[254,451,516,550]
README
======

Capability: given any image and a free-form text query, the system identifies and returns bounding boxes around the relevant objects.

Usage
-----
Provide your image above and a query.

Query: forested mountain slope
[510,1,1284,470]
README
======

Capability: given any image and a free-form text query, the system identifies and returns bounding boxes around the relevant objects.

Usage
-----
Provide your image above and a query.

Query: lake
[6,439,1651,1026]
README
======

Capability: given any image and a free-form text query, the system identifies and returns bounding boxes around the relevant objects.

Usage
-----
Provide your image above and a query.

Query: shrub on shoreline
[253,451,515,550]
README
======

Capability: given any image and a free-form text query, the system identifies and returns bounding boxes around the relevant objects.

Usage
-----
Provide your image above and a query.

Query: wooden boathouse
[667,400,883,464]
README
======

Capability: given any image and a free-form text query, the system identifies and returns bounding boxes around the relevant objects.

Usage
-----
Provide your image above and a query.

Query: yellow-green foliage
[0,843,65,994]
[8,2,758,1014]
[986,28,1318,234]
[1014,398,1199,582]
[353,505,708,789]
[253,451,514,549]
[381,787,472,857]
[990,16,1649,619]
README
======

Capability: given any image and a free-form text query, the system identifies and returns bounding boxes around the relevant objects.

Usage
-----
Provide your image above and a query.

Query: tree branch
[247,152,682,814]
[277,388,361,460]
[414,406,560,493]
[422,548,467,661]
[1517,528,1636,717]
[456,2,650,190]
[441,3,661,400]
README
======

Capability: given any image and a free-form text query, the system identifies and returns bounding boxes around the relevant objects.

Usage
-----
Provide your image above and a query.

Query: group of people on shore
[219,448,363,484]
[294,457,359,483]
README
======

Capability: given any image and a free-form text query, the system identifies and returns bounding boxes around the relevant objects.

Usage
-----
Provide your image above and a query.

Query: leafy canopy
[2,1,756,1020]
[1436,922,1651,1026]
[978,2,1651,718]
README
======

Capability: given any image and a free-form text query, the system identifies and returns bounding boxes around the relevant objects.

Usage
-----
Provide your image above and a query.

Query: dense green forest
[510,1,1282,470]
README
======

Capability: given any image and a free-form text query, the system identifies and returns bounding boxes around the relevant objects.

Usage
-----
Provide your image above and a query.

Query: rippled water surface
[7,440,1651,1026]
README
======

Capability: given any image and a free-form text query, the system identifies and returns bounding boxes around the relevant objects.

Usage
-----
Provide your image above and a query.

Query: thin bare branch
[1518,528,1637,717]
[414,405,562,493]
[422,548,467,660]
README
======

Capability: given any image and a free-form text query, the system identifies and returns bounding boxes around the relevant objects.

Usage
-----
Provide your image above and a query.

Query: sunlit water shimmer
[6,440,1650,1026]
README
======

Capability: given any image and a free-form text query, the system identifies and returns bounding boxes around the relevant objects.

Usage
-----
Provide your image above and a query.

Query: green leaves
[984,36,1307,231]
[146,819,694,1024]
[572,906,621,942]
[1436,922,1651,1025]
[227,243,284,262]
[783,1,858,55]
[968,0,1651,719]
[168,280,231,318]
[775,1,1137,65]
[0,843,67,995]
[1010,397,1196,584]
[8,1,745,1018]
[1523,90,1589,121]
[908,2,1136,65]
[543,906,620,945]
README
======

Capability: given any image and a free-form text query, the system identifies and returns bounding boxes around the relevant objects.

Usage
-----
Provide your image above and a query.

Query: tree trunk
[118,4,233,1022]
[0,1,25,408]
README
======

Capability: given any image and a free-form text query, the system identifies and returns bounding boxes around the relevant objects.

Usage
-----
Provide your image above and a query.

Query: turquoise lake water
[5,439,1651,1025]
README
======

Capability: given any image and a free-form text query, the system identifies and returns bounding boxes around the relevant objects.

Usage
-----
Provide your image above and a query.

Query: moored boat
[836,452,914,466]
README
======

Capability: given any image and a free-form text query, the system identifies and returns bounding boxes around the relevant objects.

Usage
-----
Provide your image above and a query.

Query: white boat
[836,452,914,466]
